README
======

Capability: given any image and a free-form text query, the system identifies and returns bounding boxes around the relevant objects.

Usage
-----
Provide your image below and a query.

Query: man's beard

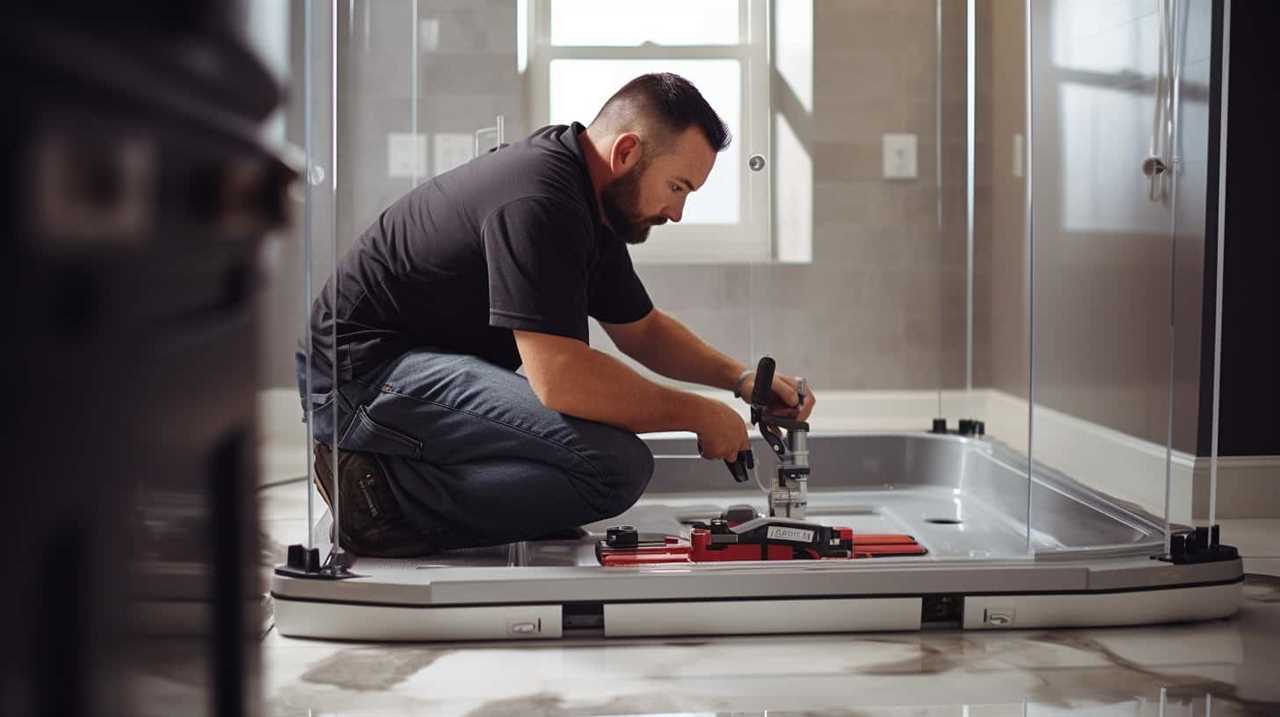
[600,163,667,245]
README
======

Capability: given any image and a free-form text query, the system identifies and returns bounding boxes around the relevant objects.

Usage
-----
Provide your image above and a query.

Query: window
[524,0,772,263]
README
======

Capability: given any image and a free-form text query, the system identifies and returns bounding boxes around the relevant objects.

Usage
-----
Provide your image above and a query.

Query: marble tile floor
[255,467,1280,717]
[259,611,1280,716]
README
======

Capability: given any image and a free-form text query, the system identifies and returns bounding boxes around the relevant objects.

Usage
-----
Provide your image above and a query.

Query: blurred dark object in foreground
[1,3,292,715]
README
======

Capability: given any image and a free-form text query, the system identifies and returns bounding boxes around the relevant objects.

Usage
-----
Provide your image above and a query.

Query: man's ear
[610,132,642,174]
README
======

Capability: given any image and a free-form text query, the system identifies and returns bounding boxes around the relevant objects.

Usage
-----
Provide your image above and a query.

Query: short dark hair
[590,73,731,153]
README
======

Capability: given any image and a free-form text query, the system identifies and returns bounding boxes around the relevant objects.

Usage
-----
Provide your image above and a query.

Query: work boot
[312,443,440,557]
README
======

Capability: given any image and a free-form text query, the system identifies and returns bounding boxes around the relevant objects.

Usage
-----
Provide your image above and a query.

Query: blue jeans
[298,349,655,551]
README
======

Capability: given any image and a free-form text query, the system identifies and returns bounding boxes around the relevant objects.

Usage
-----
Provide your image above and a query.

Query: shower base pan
[270,432,1242,642]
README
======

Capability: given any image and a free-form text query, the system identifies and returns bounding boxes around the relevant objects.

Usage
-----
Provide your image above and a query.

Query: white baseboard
[256,386,1279,520]
[1193,455,1280,519]
[979,392,1278,521]
[982,390,1196,524]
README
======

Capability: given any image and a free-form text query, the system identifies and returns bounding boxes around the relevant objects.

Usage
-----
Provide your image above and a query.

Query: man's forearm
[532,341,721,434]
[624,310,745,392]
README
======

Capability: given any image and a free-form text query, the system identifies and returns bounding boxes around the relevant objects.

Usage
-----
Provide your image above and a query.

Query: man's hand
[737,369,816,422]
[694,400,751,461]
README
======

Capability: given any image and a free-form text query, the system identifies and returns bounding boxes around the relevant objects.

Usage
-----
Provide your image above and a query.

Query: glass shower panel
[967,0,1033,551]
[1027,0,1209,556]
[934,1,1039,555]
[300,0,339,558]
[750,0,956,431]
[302,0,533,566]
[935,0,980,437]
[935,0,1025,460]
[1170,0,1218,530]
[741,0,1035,557]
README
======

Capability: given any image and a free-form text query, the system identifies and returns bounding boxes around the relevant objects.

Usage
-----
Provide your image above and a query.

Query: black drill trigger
[724,449,754,483]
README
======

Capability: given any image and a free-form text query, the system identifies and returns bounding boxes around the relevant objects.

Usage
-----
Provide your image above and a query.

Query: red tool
[596,510,926,567]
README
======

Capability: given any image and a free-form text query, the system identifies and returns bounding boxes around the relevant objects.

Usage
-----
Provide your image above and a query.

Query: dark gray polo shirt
[309,122,654,390]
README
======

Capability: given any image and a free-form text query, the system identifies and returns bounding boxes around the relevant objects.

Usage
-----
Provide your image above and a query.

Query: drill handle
[749,356,776,408]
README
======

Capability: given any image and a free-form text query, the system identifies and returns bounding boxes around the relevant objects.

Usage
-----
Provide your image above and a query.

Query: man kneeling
[301,73,815,557]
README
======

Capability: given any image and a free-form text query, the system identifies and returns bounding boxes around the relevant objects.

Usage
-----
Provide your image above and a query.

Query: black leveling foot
[275,544,358,580]
[1161,525,1239,565]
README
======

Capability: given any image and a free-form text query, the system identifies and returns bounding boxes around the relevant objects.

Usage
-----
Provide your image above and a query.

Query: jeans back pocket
[338,405,423,459]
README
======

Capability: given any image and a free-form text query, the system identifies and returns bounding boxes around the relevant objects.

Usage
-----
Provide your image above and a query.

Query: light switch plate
[387,132,427,179]
[433,133,473,177]
[882,133,918,180]
[1013,133,1025,178]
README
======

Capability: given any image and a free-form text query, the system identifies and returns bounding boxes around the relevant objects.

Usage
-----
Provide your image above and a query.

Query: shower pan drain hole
[925,518,963,525]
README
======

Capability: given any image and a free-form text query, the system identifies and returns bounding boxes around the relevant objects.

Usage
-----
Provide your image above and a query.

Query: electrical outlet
[882,133,918,180]
[387,132,427,179]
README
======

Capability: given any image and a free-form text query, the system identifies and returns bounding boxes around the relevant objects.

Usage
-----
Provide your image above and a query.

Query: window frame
[524,0,773,264]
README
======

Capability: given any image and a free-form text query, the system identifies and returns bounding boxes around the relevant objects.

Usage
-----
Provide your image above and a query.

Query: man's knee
[593,432,655,518]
